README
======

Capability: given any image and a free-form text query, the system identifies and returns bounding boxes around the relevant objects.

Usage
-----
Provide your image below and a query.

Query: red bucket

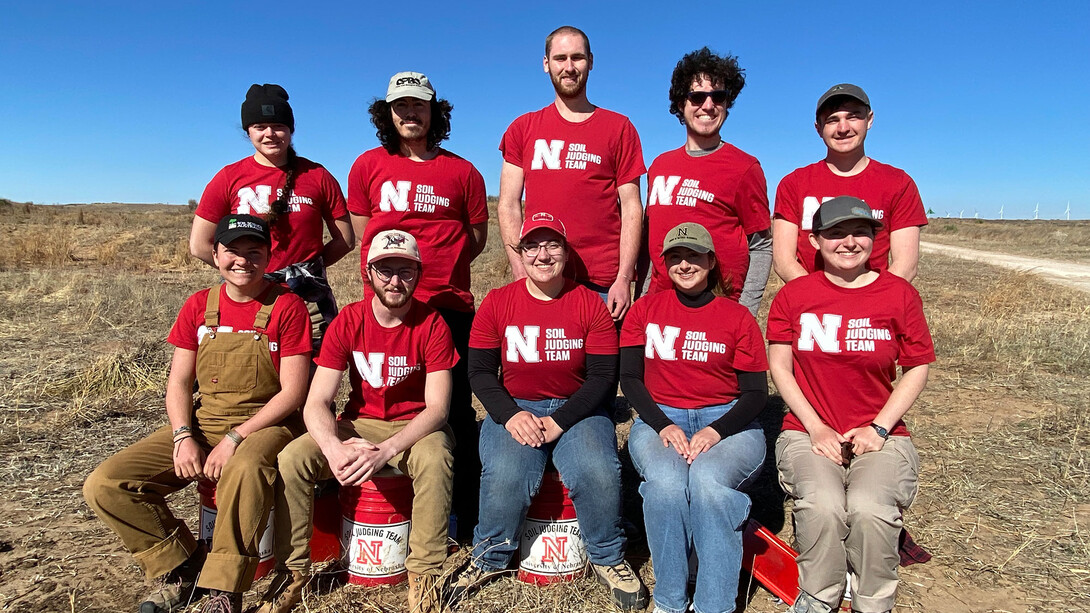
[517,470,587,584]
[339,473,413,586]
[197,480,275,580]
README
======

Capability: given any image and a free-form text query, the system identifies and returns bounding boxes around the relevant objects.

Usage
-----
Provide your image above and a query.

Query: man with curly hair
[346,71,488,542]
[643,47,771,315]
[772,84,927,283]
[499,25,645,323]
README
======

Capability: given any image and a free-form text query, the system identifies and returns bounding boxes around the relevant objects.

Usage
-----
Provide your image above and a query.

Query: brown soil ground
[0,203,1087,612]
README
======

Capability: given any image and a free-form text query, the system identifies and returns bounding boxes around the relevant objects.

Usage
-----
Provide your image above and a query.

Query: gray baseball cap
[661,222,715,256]
[812,196,883,231]
[386,71,436,102]
[816,83,870,117]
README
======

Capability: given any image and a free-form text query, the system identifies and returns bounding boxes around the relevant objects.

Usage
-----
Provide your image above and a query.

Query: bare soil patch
[1,204,1087,612]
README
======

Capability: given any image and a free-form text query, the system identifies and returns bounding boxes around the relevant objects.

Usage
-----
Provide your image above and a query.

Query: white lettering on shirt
[531,140,564,170]
[505,326,541,363]
[644,324,680,360]
[352,351,385,387]
[237,185,273,214]
[649,175,681,206]
[379,181,412,212]
[798,313,842,353]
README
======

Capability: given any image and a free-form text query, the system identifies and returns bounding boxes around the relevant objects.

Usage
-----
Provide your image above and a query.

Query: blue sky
[3,1,1088,219]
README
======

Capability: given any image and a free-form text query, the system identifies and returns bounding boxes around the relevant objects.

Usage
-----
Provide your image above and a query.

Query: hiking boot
[446,563,502,603]
[138,549,207,613]
[591,561,648,611]
[200,590,243,612]
[406,572,442,613]
[252,569,308,613]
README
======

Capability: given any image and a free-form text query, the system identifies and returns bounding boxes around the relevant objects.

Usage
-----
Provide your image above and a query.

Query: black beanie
[241,83,295,131]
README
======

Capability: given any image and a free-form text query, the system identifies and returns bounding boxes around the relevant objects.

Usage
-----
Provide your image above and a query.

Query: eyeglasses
[685,90,728,106]
[370,264,418,282]
[518,241,565,257]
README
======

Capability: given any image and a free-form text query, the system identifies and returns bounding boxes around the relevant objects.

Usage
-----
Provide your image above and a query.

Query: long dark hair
[265,146,298,226]
[368,98,454,154]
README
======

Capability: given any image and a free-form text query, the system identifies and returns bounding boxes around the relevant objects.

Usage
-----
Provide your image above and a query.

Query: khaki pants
[274,418,454,576]
[776,430,919,613]
[83,420,299,592]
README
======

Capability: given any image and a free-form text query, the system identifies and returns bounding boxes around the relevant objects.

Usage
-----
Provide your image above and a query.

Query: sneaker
[252,569,308,613]
[446,563,503,603]
[591,561,648,611]
[138,550,207,613]
[406,572,441,613]
[200,590,242,612]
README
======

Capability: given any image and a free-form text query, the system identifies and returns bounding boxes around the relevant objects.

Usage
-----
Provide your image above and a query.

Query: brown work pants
[274,418,454,576]
[83,418,298,592]
[776,430,920,613]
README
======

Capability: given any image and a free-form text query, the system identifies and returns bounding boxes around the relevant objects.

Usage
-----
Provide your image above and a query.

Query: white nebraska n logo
[237,185,273,214]
[352,351,385,387]
[644,324,680,360]
[648,175,681,206]
[797,313,842,353]
[379,181,412,212]
[531,140,564,170]
[505,326,540,363]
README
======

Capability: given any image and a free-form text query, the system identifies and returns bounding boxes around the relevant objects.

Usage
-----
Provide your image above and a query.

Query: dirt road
[921,241,1090,294]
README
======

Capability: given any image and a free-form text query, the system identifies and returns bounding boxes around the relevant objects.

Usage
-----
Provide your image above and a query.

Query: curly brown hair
[368,98,454,154]
[668,47,746,124]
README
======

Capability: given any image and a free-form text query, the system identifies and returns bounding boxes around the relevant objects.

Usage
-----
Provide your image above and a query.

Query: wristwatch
[870,423,890,440]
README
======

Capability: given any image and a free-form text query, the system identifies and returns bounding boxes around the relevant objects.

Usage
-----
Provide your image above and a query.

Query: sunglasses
[686,90,728,106]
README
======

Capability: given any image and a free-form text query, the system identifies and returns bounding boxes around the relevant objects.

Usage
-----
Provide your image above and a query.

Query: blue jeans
[471,398,626,571]
[629,402,766,613]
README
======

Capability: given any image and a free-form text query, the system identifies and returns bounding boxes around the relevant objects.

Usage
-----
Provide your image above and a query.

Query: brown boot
[406,572,442,613]
[252,569,308,613]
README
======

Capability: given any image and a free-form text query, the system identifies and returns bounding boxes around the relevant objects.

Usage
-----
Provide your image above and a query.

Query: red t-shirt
[469,280,618,401]
[500,104,646,287]
[167,285,313,372]
[773,159,926,273]
[646,145,770,300]
[620,291,768,409]
[197,156,349,271]
[316,299,458,421]
[347,147,488,312]
[766,271,935,437]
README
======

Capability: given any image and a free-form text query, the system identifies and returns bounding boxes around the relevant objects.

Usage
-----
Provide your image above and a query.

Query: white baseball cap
[367,230,422,264]
[385,71,435,102]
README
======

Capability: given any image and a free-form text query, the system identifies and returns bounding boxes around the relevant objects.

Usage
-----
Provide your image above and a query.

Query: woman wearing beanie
[190,84,353,351]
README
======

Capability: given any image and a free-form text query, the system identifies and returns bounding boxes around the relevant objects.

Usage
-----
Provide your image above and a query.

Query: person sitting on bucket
[256,229,457,613]
[448,212,649,610]
[83,214,312,613]
[621,221,769,613]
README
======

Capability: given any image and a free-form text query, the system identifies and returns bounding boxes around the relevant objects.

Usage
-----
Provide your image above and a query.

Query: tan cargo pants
[83,417,299,592]
[273,417,454,576]
[776,429,919,613]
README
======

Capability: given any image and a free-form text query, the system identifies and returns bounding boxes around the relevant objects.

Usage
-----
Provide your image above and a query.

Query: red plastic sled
[741,519,799,605]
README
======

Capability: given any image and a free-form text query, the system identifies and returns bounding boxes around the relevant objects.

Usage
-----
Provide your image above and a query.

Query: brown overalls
[84,286,304,593]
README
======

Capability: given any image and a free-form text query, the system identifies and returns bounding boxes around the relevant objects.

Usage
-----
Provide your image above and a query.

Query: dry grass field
[0,202,1087,612]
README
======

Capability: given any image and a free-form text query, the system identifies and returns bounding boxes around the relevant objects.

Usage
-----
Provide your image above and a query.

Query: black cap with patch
[241,83,295,131]
[816,83,870,118]
[214,214,271,246]
[812,196,883,231]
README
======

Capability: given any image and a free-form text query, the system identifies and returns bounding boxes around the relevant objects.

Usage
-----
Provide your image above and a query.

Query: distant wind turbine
[1065,202,1071,220]
[959,209,964,218]
[998,205,1004,219]
[1034,203,1039,220]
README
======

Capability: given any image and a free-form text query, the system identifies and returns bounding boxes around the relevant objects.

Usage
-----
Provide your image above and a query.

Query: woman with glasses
[768,197,933,613]
[621,222,768,613]
[190,83,353,351]
[449,212,648,611]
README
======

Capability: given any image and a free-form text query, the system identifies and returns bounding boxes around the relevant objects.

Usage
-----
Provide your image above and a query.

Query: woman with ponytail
[190,84,353,350]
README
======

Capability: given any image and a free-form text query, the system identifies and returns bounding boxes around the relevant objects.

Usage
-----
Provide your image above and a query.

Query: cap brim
[661,242,713,257]
[386,87,435,103]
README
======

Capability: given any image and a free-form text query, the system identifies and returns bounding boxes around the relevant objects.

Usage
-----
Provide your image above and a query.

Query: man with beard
[256,230,457,613]
[348,71,488,541]
[498,25,645,322]
[643,47,771,316]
